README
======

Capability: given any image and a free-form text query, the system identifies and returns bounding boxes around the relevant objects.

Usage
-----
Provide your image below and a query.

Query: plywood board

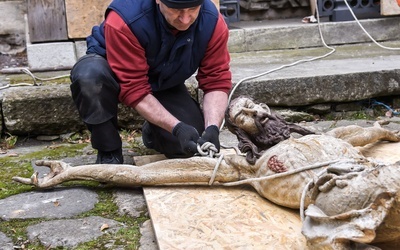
[65,0,111,39]
[137,142,400,249]
[144,186,306,249]
[381,0,400,16]
[135,150,306,249]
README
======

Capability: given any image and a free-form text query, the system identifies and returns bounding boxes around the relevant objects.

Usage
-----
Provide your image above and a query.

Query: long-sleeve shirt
[104,10,232,108]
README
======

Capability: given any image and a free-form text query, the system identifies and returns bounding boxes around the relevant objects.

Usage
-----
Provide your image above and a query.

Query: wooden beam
[27,0,68,43]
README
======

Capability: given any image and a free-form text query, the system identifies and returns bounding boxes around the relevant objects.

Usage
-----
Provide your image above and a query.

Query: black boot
[96,148,123,164]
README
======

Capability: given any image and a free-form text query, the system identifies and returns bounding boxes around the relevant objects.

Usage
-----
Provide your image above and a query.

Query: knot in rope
[196,142,220,158]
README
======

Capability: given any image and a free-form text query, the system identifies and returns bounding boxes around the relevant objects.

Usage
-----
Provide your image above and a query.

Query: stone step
[229,40,400,106]
[24,16,400,70]
[1,17,400,136]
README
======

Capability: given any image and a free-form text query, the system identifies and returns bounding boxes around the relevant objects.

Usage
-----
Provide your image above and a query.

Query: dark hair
[225,97,265,164]
[225,96,312,164]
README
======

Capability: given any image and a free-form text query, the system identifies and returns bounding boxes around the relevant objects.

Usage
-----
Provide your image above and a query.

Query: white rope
[220,14,335,128]
[221,0,399,129]
[0,83,36,90]
[219,160,339,186]
[343,0,400,51]
[299,169,327,221]
[0,68,70,90]
[196,142,221,158]
[21,68,70,84]
[208,154,224,185]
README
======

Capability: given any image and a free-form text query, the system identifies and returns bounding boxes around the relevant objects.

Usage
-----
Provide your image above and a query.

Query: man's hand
[198,125,220,152]
[172,122,200,155]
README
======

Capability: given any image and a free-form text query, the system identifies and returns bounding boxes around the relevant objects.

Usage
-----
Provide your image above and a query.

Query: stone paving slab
[26,216,123,248]
[113,188,147,218]
[0,188,98,220]
[0,232,13,250]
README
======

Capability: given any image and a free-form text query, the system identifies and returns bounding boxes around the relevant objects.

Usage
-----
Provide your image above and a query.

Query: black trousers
[70,54,205,157]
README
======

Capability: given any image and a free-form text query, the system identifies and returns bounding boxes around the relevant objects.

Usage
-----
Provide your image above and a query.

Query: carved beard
[252,112,292,149]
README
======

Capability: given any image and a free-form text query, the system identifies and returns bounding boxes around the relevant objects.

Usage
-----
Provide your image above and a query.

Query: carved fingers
[12,171,39,186]
[35,160,71,171]
[13,160,71,188]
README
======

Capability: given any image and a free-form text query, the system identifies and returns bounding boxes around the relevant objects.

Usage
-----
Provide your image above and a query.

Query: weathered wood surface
[381,0,400,15]
[27,0,68,43]
[65,0,111,39]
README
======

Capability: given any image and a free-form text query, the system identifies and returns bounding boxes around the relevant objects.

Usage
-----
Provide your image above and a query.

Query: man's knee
[70,54,119,98]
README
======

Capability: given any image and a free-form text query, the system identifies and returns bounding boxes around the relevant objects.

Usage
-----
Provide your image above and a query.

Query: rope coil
[196,142,221,158]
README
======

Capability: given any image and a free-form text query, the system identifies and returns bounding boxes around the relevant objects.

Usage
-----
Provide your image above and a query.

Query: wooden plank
[381,0,400,16]
[65,0,111,39]
[27,0,68,43]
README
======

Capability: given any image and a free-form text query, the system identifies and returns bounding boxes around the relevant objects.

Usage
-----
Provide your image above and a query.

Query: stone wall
[0,1,26,55]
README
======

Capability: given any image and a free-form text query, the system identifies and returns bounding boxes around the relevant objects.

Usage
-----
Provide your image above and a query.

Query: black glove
[197,125,220,152]
[172,122,200,155]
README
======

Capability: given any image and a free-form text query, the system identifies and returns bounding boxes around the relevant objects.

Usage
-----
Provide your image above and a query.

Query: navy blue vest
[86,0,219,91]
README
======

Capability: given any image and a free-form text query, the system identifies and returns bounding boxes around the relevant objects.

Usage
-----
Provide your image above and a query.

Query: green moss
[73,189,148,249]
[0,143,88,200]
[1,219,48,250]
[0,142,148,249]
[8,72,71,86]
[0,188,148,249]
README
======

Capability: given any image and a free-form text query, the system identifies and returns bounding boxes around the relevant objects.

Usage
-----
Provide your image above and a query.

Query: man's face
[156,0,201,31]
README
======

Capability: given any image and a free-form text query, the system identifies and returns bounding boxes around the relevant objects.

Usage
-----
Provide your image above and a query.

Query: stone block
[27,42,76,70]
[1,84,144,136]
[228,29,246,53]
[0,1,26,35]
[0,1,26,54]
[2,85,84,135]
[65,0,111,39]
[74,40,87,60]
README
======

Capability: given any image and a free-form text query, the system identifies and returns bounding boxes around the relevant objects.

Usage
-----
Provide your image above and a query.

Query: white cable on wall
[343,0,400,51]
[222,0,400,129]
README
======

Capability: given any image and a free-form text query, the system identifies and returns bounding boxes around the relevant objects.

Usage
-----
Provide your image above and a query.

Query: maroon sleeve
[197,14,232,94]
[104,11,152,108]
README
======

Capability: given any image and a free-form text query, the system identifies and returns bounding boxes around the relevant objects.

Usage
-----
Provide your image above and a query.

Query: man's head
[156,0,204,31]
[160,0,204,8]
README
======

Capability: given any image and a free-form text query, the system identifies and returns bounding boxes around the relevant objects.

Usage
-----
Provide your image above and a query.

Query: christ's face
[228,97,271,134]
